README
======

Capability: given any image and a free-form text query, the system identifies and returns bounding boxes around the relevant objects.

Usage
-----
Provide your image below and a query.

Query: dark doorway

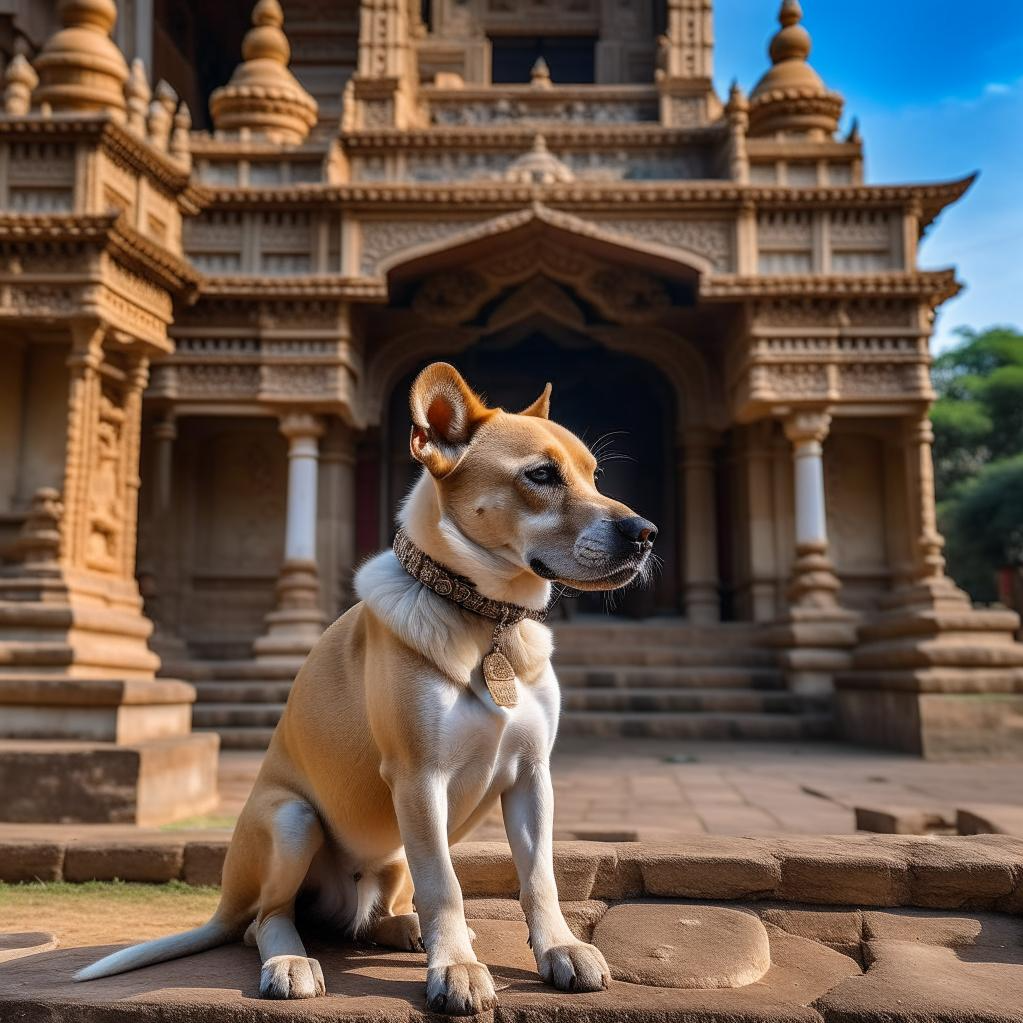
[385,331,678,617]
[490,36,597,84]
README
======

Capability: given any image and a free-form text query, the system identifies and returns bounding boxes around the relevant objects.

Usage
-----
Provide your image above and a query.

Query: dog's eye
[593,467,604,487]
[525,464,563,487]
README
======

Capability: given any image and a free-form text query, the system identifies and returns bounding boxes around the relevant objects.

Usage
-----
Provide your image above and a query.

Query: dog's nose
[616,515,658,546]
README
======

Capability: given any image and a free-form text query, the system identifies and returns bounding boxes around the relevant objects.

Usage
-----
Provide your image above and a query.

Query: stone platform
[2,837,1023,1021]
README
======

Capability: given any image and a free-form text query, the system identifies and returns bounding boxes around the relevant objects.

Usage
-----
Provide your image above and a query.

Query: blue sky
[713,1,1023,351]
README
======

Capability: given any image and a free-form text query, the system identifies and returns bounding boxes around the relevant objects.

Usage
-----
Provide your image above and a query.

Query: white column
[283,425,321,563]
[783,410,840,609]
[254,412,327,660]
[681,429,720,623]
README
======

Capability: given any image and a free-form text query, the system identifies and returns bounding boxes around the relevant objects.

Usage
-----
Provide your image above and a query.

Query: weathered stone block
[64,841,184,883]
[771,837,911,906]
[182,841,229,886]
[0,840,64,882]
[594,901,771,988]
[632,839,780,900]
[451,841,518,897]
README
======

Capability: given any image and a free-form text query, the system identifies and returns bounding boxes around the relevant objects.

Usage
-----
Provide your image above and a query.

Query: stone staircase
[181,619,834,749]
[552,620,832,740]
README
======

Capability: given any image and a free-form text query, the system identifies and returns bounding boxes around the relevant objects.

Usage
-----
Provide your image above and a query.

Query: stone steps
[553,645,778,667]
[558,710,834,740]
[182,619,830,749]
[192,702,286,729]
[561,687,811,714]
[555,665,783,689]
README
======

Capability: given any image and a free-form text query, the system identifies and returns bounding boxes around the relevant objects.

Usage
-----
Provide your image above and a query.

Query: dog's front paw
[259,954,326,999]
[538,942,610,993]
[426,961,497,1015]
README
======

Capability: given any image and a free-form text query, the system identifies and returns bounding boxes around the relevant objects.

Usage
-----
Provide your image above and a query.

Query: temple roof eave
[193,175,977,219]
[195,275,387,302]
[702,269,962,306]
[0,212,202,299]
[0,114,204,207]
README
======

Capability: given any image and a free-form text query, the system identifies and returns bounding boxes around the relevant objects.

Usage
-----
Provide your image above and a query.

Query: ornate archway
[359,215,729,619]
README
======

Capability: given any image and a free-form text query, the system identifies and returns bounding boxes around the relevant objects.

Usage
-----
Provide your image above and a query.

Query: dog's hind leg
[366,856,422,951]
[253,797,327,1000]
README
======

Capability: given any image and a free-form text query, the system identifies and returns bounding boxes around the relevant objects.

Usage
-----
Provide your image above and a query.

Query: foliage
[932,326,1023,601]
[939,455,1023,602]
[932,326,1023,495]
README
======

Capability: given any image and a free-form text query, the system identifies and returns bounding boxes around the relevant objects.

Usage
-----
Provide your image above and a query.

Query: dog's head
[408,362,657,592]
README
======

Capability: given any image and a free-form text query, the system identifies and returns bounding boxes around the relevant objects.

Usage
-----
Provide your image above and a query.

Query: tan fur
[76,363,655,1015]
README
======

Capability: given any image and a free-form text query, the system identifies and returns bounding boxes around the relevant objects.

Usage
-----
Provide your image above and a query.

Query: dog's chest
[434,664,558,821]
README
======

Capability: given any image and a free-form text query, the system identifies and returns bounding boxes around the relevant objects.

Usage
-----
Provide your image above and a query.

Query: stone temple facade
[0,0,1021,821]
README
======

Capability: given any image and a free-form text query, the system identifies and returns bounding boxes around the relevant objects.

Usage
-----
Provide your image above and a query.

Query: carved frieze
[359,218,481,275]
[592,217,733,271]
[411,269,489,324]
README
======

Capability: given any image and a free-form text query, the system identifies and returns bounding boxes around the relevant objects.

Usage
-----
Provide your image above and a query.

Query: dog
[76,362,658,1015]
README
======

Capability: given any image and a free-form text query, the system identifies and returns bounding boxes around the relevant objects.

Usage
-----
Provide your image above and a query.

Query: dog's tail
[74,911,247,982]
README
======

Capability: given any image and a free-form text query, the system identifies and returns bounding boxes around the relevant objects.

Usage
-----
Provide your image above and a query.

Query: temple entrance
[385,328,678,617]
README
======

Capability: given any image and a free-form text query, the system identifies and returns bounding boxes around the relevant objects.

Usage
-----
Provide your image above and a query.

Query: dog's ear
[409,363,492,477]
[519,382,552,419]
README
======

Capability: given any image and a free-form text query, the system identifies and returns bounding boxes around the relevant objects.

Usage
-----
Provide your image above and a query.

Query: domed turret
[33,0,129,118]
[748,0,842,138]
[209,0,318,144]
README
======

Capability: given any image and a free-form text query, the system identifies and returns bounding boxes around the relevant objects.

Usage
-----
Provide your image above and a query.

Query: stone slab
[958,804,1023,837]
[0,734,219,826]
[593,901,771,988]
[816,938,1023,1023]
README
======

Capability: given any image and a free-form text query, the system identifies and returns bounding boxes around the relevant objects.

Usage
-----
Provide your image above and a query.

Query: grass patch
[159,813,237,832]
[0,881,221,948]
[0,879,220,900]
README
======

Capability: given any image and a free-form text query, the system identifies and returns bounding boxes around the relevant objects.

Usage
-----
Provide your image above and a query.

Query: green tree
[940,455,1023,603]
[931,326,1023,496]
[932,326,1023,602]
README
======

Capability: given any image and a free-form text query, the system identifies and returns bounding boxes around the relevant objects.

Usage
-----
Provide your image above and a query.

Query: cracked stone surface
[2,897,1022,1021]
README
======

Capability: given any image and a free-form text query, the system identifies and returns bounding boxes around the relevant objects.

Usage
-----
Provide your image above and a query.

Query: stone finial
[15,487,63,567]
[33,0,129,119]
[530,56,552,89]
[170,101,192,169]
[209,0,318,144]
[505,134,574,185]
[3,53,38,115]
[146,79,176,150]
[748,0,842,138]
[726,79,748,114]
[125,57,151,137]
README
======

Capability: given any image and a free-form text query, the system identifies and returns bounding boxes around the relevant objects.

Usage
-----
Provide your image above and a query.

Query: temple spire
[32,0,129,119]
[209,0,318,144]
[748,0,842,138]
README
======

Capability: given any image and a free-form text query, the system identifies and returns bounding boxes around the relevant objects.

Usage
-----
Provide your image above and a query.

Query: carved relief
[586,267,670,322]
[174,364,262,397]
[592,217,732,271]
[359,218,481,275]
[411,269,489,324]
[85,386,127,572]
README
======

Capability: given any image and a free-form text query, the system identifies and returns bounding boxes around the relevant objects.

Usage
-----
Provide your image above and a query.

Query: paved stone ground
[216,739,1023,839]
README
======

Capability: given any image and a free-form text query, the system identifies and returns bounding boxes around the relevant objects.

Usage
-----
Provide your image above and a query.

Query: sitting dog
[76,362,657,1015]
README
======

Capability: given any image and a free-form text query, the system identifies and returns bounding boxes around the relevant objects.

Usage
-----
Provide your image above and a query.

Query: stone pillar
[745,422,779,622]
[767,410,857,697]
[680,429,720,624]
[0,326,218,825]
[145,413,188,665]
[319,422,358,617]
[835,410,1023,756]
[254,412,327,661]
[784,411,841,609]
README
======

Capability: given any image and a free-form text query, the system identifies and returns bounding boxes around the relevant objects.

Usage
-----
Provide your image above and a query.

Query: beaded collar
[392,527,548,707]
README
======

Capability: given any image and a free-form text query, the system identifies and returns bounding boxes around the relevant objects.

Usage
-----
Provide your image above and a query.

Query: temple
[1,0,1021,822]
